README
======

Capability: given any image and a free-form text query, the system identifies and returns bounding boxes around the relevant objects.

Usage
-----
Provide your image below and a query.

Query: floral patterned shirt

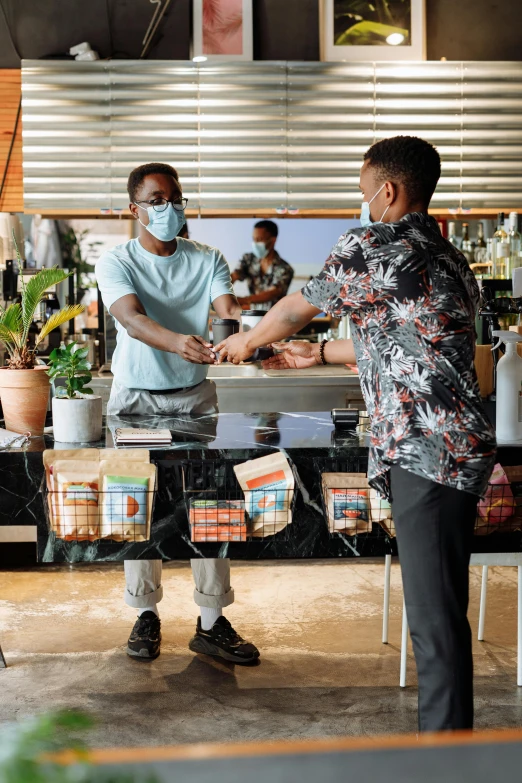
[234,251,294,311]
[302,212,496,500]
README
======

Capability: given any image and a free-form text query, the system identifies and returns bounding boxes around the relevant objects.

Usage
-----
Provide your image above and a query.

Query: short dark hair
[254,219,278,239]
[127,162,179,202]
[363,136,441,207]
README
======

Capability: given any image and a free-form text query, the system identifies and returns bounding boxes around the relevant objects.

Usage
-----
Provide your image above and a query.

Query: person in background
[231,220,294,311]
[215,136,497,732]
[95,162,259,666]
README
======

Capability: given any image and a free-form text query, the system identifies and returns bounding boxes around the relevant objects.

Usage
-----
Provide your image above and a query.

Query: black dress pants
[389,466,478,732]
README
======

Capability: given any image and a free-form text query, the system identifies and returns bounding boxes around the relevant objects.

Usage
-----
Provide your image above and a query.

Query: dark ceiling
[0,0,520,67]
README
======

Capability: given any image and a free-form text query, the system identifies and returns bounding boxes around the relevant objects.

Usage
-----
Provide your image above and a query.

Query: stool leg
[518,566,522,687]
[382,554,391,644]
[517,566,522,685]
[0,645,6,669]
[478,565,488,642]
[400,598,408,688]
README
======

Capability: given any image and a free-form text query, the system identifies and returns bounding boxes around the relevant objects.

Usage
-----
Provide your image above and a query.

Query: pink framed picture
[193,0,253,61]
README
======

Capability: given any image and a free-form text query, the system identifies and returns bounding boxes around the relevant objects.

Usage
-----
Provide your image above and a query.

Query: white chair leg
[478,565,488,642]
[400,597,408,688]
[518,566,522,687]
[382,554,392,644]
[517,566,522,685]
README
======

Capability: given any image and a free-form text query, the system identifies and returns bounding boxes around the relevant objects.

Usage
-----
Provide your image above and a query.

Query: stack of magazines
[114,428,172,447]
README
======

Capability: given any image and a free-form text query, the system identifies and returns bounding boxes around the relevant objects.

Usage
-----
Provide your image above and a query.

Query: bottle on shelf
[461,223,475,264]
[474,221,487,264]
[448,221,460,248]
[493,212,509,279]
[509,211,522,274]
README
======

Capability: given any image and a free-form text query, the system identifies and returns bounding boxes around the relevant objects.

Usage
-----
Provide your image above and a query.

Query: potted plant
[0,240,84,436]
[47,341,102,443]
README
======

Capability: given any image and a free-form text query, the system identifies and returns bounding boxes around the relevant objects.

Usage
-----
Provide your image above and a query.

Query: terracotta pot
[0,366,50,436]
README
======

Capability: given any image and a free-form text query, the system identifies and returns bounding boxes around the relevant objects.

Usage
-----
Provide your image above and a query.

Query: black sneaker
[126,611,161,660]
[189,616,260,664]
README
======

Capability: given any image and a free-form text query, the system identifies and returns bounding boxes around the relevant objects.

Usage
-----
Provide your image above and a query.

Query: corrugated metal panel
[21,60,522,214]
[460,63,522,208]
[22,61,111,211]
[374,62,464,208]
[287,62,374,210]
[197,62,287,210]
[109,61,199,209]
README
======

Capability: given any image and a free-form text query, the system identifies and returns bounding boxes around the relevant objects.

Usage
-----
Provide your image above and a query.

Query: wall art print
[193,0,253,61]
[320,0,426,61]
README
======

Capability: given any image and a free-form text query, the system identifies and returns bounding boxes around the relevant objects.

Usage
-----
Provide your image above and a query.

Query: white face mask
[360,183,390,227]
[134,202,185,242]
[252,241,269,259]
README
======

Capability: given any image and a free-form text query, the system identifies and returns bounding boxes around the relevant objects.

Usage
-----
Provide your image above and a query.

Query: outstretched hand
[261,341,318,370]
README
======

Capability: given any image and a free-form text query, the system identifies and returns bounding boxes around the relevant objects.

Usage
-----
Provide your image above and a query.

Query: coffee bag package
[234,453,294,537]
[43,449,100,531]
[99,461,156,542]
[189,499,247,542]
[321,474,371,535]
[54,460,100,540]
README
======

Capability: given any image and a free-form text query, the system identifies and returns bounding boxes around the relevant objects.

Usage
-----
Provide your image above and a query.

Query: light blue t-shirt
[95,237,233,390]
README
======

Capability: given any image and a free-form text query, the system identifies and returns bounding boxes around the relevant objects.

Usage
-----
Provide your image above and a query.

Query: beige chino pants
[107,378,234,612]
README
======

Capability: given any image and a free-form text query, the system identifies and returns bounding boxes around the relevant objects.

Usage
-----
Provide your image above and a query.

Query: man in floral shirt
[216,136,497,732]
[232,220,294,311]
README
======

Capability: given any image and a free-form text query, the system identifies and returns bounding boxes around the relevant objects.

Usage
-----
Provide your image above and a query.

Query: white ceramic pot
[52,395,103,443]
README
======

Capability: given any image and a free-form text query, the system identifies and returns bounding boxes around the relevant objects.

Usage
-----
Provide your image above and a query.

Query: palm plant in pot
[47,341,102,443]
[0,244,84,436]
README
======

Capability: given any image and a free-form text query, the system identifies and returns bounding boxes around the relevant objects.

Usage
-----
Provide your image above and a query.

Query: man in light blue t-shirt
[96,162,259,665]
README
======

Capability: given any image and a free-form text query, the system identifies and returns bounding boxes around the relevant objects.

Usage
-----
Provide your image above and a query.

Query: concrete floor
[0,560,521,747]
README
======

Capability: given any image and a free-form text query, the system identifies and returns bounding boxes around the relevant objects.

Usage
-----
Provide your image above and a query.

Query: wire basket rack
[181,459,297,542]
[41,475,156,543]
[316,459,522,540]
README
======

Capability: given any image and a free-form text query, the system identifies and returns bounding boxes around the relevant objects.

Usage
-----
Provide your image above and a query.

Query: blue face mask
[360,183,390,228]
[252,241,269,259]
[135,202,185,242]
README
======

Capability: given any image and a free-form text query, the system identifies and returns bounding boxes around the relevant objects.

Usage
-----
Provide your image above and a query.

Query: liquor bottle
[448,221,460,248]
[493,212,509,279]
[461,223,475,264]
[509,212,522,273]
[474,221,487,264]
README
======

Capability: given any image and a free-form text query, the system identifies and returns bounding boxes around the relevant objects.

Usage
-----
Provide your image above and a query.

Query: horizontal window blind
[21,60,522,214]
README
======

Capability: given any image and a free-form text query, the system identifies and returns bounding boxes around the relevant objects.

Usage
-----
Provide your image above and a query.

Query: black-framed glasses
[135,197,188,213]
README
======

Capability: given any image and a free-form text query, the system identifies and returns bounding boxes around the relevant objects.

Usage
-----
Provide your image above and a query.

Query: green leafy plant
[0,709,158,782]
[47,341,93,399]
[0,233,84,369]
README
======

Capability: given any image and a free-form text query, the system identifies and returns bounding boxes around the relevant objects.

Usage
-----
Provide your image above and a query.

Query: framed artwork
[192,0,253,61]
[319,0,426,61]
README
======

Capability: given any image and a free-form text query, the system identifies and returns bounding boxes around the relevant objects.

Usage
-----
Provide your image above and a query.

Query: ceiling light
[193,55,208,62]
[386,33,405,46]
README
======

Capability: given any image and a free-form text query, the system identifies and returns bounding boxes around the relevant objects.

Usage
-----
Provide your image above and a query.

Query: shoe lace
[213,618,244,645]
[136,616,159,636]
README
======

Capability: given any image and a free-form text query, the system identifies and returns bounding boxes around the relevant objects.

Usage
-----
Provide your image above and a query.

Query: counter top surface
[5,411,367,453]
[2,408,522,564]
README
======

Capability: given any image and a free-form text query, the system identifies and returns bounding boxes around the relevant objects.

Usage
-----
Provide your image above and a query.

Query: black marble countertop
[4,411,367,453]
[2,410,522,564]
